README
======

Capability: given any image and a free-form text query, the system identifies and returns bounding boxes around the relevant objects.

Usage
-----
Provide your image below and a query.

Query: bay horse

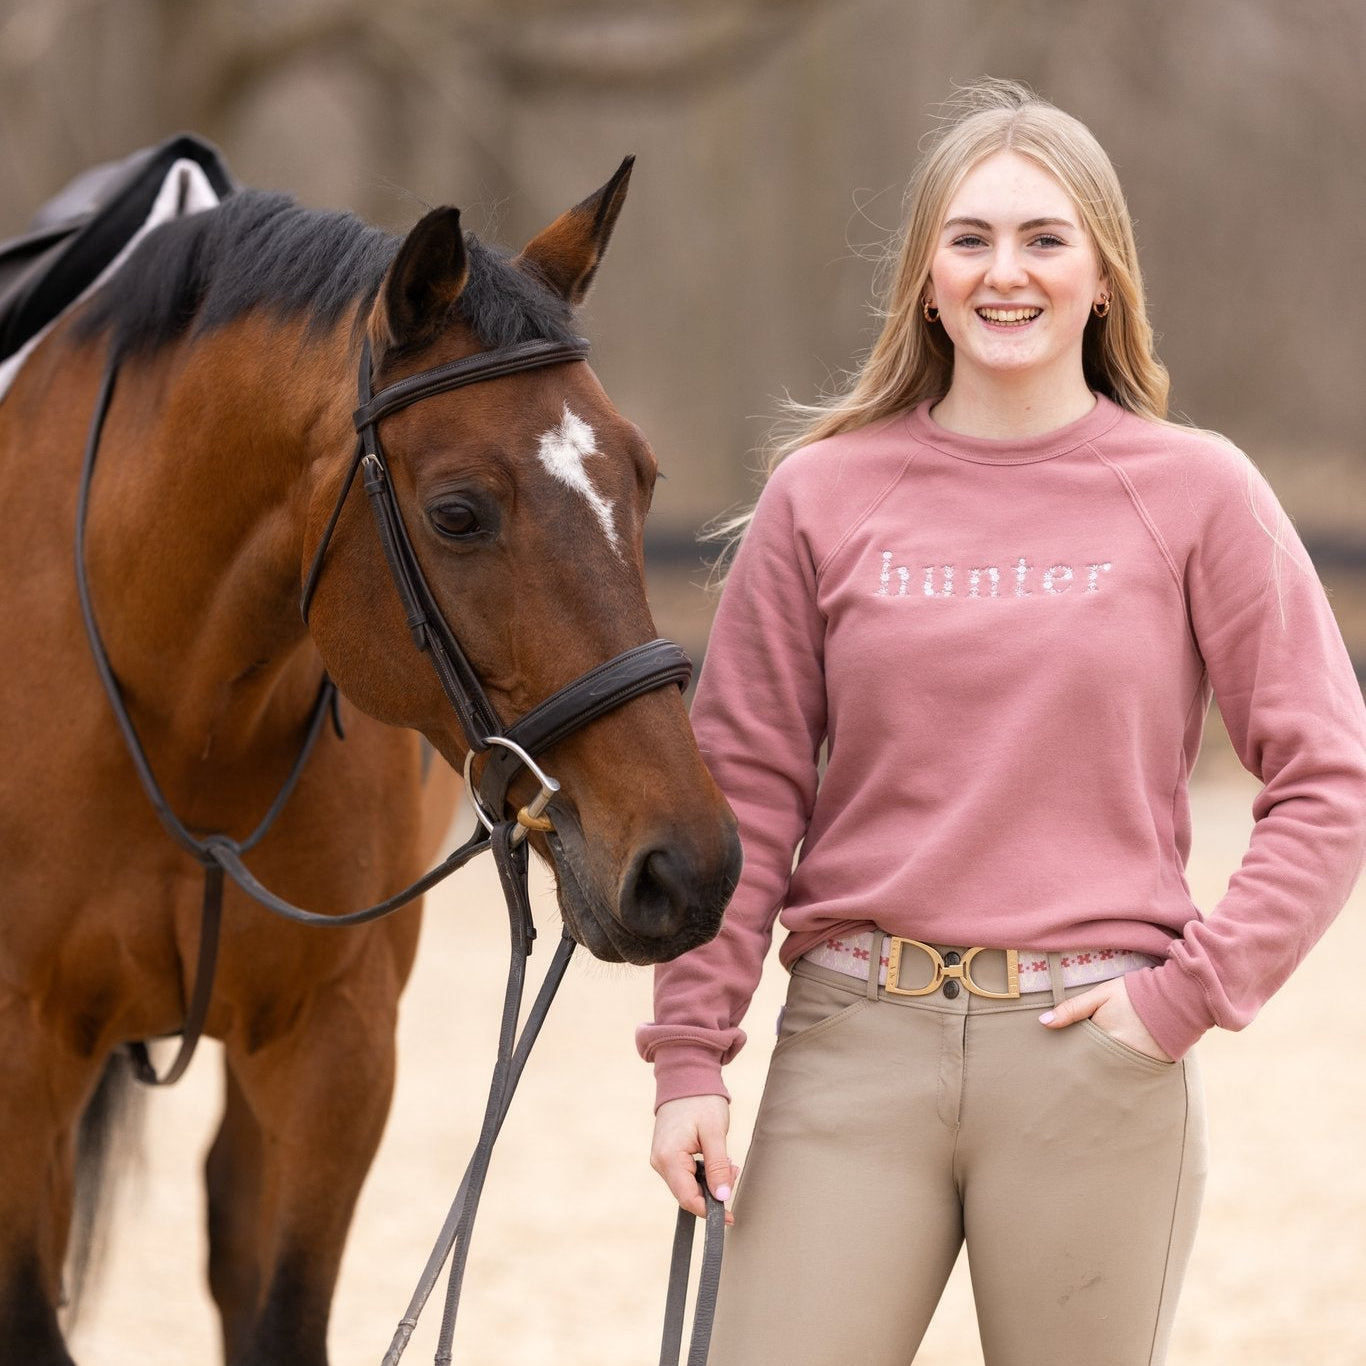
[0,152,740,1366]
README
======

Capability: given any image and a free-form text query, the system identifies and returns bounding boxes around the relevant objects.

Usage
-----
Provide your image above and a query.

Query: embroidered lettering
[967,567,1001,598]
[878,551,911,597]
[922,565,954,597]
[875,551,1113,599]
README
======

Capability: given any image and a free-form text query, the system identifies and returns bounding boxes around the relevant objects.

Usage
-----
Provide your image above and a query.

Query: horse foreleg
[0,997,89,1366]
[206,1064,265,1360]
[209,984,400,1366]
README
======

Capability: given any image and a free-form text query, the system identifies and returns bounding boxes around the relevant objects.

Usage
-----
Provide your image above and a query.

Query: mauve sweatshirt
[638,395,1366,1107]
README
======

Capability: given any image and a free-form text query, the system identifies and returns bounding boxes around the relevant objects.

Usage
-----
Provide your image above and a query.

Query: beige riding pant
[707,948,1206,1366]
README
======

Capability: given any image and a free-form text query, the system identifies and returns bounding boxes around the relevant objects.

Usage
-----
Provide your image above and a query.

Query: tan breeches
[707,951,1206,1366]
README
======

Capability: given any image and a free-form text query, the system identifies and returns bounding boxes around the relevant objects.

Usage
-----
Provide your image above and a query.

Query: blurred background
[4,3,1365,1363]
[3,0,1364,673]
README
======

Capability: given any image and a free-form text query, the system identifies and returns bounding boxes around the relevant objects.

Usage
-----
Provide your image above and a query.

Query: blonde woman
[639,80,1366,1364]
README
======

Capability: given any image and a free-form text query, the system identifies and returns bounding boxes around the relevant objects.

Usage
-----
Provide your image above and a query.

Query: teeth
[977,306,1041,324]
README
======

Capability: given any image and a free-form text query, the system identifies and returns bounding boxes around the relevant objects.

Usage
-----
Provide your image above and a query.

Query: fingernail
[1038,1011,1056,1025]
[715,1185,731,1201]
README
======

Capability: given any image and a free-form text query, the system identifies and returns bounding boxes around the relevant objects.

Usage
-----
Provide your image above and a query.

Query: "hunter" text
[876,552,1113,598]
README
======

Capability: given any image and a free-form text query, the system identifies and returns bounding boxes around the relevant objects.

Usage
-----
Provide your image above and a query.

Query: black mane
[73,189,578,360]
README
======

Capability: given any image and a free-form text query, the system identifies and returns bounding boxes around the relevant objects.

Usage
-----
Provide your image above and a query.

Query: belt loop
[867,931,885,1001]
[1046,951,1067,1007]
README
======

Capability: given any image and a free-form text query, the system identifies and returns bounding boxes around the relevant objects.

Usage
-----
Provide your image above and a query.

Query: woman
[637,80,1366,1364]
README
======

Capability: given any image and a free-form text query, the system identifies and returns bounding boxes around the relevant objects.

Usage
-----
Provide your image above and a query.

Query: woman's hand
[650,1094,739,1224]
[1038,975,1174,1062]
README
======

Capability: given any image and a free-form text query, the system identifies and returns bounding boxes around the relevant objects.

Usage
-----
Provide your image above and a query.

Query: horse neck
[89,314,356,767]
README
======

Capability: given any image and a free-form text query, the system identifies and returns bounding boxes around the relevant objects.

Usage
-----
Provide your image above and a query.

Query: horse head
[304,161,741,965]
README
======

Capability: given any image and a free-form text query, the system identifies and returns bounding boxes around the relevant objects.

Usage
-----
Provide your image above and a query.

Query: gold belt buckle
[884,938,1020,1000]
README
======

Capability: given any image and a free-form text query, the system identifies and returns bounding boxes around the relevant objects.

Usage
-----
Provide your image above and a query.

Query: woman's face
[927,150,1107,397]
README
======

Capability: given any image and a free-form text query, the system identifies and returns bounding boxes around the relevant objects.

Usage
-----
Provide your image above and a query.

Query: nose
[615,823,742,949]
[983,243,1028,291]
[617,843,691,941]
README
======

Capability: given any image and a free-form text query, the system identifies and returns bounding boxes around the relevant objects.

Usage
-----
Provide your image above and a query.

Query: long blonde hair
[735,80,1168,526]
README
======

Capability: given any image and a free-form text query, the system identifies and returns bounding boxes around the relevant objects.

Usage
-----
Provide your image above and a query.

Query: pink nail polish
[1039,1011,1056,1025]
[716,1185,731,1201]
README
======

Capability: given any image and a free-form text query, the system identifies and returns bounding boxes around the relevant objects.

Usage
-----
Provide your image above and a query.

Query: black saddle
[0,132,236,365]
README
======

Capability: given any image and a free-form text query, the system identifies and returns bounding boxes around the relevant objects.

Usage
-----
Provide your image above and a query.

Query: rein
[379,829,724,1366]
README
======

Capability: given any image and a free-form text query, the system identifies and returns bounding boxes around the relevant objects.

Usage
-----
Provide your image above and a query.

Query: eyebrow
[943,215,1078,233]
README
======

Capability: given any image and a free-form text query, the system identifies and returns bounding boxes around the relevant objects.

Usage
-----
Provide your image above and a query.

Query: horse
[0,149,741,1366]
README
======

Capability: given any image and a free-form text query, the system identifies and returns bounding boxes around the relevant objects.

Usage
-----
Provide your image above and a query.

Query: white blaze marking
[536,406,621,553]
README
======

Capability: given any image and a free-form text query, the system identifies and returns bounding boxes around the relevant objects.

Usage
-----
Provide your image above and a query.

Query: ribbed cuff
[1125,963,1215,1060]
[649,1042,731,1112]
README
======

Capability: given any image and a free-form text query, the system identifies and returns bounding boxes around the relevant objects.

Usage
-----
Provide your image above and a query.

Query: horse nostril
[619,845,689,940]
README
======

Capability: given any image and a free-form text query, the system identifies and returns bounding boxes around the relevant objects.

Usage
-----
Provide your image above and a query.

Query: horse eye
[429,501,481,539]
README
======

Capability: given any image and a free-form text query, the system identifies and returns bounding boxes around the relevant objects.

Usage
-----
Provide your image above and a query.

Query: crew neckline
[908,393,1126,465]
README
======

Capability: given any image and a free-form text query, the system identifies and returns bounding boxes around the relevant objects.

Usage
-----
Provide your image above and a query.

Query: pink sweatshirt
[638,395,1366,1106]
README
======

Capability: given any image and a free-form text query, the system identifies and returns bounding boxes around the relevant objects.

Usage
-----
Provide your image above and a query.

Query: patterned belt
[802,931,1160,998]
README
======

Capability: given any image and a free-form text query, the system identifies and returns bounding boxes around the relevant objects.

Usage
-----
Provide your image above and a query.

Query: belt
[802,932,1160,1000]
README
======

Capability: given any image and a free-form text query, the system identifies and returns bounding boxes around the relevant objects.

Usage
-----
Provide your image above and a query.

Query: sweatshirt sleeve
[635,461,829,1108]
[1126,449,1366,1058]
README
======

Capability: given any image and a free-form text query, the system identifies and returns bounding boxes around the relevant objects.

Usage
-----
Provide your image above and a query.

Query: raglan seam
[1083,440,1186,598]
[813,445,925,581]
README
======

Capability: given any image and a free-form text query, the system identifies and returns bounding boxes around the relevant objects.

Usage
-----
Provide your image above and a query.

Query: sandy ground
[67,772,1366,1366]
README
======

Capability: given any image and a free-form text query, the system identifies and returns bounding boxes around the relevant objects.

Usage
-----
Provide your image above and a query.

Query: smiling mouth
[977,306,1042,326]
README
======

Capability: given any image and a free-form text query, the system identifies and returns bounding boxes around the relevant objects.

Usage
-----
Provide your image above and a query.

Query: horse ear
[514,156,634,306]
[375,206,469,350]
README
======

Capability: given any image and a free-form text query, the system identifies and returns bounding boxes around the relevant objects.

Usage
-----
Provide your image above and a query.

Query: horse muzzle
[543,802,741,965]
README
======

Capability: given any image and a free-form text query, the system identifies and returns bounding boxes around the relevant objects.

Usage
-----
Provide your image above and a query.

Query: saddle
[0,132,236,365]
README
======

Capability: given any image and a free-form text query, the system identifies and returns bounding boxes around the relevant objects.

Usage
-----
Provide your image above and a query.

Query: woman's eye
[950,234,987,248]
[429,502,480,538]
[1031,233,1066,248]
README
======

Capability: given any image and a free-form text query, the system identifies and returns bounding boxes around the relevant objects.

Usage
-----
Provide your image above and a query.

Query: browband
[353,336,590,431]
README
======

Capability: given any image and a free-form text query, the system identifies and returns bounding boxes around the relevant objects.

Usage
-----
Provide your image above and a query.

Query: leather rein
[75,330,720,1361]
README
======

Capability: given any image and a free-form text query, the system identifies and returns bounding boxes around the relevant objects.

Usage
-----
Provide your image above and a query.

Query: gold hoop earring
[1093,297,1111,318]
[922,300,940,323]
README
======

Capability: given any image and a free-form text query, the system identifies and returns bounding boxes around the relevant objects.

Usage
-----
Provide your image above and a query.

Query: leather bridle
[303,334,694,825]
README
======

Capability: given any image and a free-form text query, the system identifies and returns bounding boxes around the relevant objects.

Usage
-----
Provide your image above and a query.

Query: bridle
[75,327,719,1362]
[303,333,694,827]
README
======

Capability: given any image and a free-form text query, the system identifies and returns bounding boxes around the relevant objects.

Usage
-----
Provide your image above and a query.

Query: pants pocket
[771,969,870,1057]
[1079,1017,1177,1074]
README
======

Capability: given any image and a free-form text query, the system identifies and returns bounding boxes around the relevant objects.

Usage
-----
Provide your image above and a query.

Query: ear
[514,156,634,306]
[373,206,468,351]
